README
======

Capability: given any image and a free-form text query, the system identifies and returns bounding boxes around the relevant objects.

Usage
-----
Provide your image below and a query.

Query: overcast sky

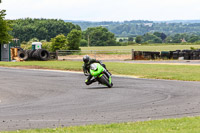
[0,0,200,21]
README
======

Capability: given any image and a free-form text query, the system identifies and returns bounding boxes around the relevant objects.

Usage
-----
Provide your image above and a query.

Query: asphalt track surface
[0,67,200,131]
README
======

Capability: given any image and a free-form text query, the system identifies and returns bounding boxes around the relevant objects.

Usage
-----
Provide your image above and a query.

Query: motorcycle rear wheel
[98,74,113,88]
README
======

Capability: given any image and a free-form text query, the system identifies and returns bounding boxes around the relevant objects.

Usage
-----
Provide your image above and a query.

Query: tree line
[134,32,200,44]
[2,15,200,53]
[6,18,118,51]
[8,18,81,42]
[68,20,200,37]
[109,23,200,37]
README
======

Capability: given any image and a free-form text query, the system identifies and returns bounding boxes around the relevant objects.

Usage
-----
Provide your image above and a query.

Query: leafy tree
[67,29,81,50]
[153,32,167,41]
[142,33,162,43]
[51,34,67,52]
[80,39,88,47]
[188,35,199,43]
[0,10,12,44]
[165,36,173,43]
[41,42,52,51]
[143,33,156,42]
[29,38,39,42]
[128,37,134,42]
[135,36,142,43]
[172,34,182,43]
[160,33,167,41]
[8,18,81,42]
[135,33,162,43]
[153,37,162,43]
[119,39,123,42]
[165,33,191,43]
[82,26,117,46]
[153,32,161,38]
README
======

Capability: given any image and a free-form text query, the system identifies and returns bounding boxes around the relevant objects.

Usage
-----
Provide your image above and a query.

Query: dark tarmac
[0,67,200,131]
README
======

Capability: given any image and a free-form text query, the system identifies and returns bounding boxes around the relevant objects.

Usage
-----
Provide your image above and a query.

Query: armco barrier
[132,49,200,60]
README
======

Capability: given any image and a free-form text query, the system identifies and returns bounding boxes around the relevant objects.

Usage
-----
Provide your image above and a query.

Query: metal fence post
[56,50,58,60]
[132,49,134,60]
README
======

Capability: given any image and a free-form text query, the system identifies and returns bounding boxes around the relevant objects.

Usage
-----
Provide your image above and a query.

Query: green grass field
[80,44,200,52]
[2,116,200,133]
[0,61,200,81]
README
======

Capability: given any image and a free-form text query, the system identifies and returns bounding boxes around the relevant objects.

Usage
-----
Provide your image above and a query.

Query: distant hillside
[156,20,200,23]
[64,20,153,30]
[65,20,200,37]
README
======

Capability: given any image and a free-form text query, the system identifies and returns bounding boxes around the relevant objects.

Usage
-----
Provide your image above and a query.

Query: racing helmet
[83,55,90,63]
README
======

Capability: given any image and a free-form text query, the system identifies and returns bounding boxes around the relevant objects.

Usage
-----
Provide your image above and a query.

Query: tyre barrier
[18,50,29,61]
[18,49,50,61]
[143,51,160,60]
[32,49,50,61]
[161,51,170,59]
[133,49,200,60]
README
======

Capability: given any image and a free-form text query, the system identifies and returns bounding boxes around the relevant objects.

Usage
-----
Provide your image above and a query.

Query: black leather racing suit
[83,59,109,85]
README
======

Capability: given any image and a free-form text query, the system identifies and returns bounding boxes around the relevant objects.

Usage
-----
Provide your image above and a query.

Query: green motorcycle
[90,63,113,88]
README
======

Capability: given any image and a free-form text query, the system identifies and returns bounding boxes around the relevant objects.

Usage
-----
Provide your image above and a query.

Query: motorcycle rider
[82,55,111,85]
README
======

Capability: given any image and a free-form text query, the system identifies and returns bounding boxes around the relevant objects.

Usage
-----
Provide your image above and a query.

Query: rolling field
[80,44,200,52]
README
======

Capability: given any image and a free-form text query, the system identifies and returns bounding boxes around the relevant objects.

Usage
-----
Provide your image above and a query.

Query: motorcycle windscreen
[90,63,104,77]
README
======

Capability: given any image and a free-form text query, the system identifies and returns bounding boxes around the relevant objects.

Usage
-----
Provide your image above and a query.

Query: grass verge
[2,116,200,133]
[0,61,200,81]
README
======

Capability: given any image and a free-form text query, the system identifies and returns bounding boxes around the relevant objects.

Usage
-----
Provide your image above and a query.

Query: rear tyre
[99,74,112,88]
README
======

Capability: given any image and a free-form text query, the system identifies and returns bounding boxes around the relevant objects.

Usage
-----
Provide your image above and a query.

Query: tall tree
[153,32,167,41]
[67,29,81,50]
[188,35,199,43]
[83,26,117,46]
[0,10,12,44]
[128,37,134,42]
[135,36,142,43]
[50,34,67,52]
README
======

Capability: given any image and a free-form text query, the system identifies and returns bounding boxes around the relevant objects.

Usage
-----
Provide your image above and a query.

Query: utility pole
[88,35,90,47]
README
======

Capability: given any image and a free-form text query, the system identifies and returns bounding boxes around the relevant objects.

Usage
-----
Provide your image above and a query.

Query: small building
[0,43,11,61]
[0,39,21,61]
[32,42,42,50]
